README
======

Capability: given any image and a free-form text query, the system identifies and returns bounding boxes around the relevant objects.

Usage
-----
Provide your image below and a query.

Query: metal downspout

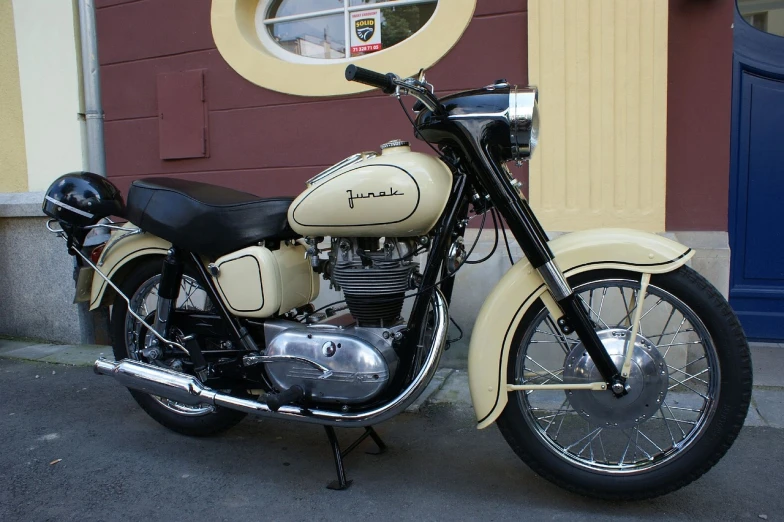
[76,0,109,344]
[77,0,105,176]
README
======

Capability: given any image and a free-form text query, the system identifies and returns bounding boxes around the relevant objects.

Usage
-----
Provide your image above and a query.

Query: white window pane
[349,0,425,5]
[351,0,396,5]
[262,0,438,60]
[269,13,346,59]
[269,0,345,19]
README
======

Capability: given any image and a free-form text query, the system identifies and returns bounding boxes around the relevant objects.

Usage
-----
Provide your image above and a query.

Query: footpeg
[265,385,305,412]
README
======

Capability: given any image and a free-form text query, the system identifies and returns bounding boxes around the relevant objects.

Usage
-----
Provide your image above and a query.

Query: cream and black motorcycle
[43,65,752,499]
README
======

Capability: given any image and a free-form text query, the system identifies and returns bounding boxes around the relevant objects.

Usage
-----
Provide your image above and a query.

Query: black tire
[496,266,752,500]
[110,257,246,437]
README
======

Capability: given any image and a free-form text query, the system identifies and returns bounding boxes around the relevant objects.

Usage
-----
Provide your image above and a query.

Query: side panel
[468,228,694,428]
[89,227,171,309]
[210,242,319,318]
[212,246,277,317]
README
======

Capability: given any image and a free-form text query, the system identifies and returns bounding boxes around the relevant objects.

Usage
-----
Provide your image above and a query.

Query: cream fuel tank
[287,141,453,237]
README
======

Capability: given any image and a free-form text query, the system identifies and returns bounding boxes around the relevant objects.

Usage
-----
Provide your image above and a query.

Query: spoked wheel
[496,267,752,500]
[110,258,246,436]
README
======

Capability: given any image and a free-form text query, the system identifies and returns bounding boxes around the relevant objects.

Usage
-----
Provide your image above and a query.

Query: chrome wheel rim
[125,274,216,416]
[514,275,720,475]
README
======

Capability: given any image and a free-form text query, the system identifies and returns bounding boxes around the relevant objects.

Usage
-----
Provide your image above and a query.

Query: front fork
[471,149,628,396]
[536,259,628,395]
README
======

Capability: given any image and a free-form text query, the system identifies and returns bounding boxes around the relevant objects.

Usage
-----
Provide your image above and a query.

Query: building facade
[1,0,777,352]
[0,0,91,343]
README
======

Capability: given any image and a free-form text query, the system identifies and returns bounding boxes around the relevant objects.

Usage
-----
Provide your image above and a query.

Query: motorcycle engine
[328,237,420,327]
[263,320,402,405]
[261,237,420,405]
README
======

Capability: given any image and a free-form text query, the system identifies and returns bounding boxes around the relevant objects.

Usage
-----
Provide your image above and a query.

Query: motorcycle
[42,65,752,499]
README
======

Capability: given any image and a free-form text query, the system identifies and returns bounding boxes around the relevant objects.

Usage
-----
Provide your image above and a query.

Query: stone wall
[0,194,83,343]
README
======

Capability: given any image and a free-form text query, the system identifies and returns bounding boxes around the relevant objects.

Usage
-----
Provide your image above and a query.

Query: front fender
[468,228,694,428]
[89,224,171,310]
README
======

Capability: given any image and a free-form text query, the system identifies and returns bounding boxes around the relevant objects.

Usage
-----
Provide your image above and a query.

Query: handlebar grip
[345,65,396,94]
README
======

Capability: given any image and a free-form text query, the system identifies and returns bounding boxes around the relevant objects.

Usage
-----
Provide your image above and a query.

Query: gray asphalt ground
[0,357,782,522]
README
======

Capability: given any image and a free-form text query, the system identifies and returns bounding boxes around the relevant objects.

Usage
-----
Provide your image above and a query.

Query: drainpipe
[77,0,106,176]
[76,0,110,344]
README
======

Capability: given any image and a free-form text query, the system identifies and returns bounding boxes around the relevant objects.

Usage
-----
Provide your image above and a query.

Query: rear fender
[468,228,694,428]
[89,224,171,310]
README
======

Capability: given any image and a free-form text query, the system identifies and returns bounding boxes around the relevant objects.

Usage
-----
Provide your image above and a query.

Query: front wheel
[496,266,752,500]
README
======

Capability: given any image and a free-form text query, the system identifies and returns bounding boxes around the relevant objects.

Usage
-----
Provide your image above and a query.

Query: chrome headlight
[508,87,539,162]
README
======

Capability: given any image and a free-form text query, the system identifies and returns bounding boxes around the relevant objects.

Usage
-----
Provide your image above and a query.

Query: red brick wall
[665,0,734,231]
[96,0,528,198]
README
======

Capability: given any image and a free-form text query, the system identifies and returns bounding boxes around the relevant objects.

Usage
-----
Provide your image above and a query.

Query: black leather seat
[125,178,298,257]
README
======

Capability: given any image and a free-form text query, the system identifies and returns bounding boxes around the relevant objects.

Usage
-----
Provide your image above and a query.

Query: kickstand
[324,425,388,490]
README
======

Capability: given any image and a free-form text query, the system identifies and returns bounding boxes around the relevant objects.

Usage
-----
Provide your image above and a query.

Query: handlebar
[345,64,442,114]
[345,65,397,94]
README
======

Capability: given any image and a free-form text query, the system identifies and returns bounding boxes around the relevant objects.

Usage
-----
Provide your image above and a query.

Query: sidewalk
[1,337,781,428]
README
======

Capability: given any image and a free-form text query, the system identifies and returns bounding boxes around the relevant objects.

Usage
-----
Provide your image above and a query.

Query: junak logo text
[346,188,404,209]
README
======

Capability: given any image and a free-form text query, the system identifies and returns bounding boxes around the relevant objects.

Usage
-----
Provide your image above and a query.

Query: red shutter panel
[157,70,209,160]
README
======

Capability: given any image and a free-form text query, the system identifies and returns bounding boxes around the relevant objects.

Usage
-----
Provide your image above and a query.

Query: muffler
[94,358,216,406]
[94,289,448,427]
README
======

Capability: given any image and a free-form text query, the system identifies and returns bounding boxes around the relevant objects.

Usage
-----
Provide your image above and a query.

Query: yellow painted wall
[0,0,28,193]
[528,0,668,232]
[13,0,84,192]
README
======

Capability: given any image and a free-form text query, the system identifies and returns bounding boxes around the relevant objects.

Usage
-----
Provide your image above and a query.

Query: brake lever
[393,78,441,114]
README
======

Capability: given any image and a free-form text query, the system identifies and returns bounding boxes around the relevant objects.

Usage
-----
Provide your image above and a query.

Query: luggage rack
[46,218,188,356]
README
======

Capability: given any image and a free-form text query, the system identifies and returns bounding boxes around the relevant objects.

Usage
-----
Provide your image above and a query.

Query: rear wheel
[496,266,752,499]
[110,257,246,436]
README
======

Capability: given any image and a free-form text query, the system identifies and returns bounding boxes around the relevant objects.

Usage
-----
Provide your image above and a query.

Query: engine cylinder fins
[344,293,406,327]
[332,262,414,292]
[332,262,416,326]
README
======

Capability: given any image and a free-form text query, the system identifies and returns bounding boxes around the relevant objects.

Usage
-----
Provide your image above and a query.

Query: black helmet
[42,172,125,228]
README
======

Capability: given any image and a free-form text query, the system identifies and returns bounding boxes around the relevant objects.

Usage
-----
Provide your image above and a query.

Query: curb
[2,338,782,428]
[0,339,110,367]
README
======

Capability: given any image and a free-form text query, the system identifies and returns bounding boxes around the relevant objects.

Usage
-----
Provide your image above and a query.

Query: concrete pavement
[1,337,782,428]
[0,357,782,521]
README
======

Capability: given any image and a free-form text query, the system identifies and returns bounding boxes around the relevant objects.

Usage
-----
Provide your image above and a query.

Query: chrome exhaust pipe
[94,289,448,427]
[94,358,215,406]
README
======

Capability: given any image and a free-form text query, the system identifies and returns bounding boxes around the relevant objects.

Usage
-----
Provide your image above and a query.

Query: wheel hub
[563,328,668,428]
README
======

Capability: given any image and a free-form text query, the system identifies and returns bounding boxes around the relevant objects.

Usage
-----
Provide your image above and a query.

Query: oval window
[258,0,438,62]
[738,0,784,37]
[211,0,475,97]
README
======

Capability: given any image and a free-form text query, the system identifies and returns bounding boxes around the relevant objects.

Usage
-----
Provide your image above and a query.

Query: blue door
[730,3,784,340]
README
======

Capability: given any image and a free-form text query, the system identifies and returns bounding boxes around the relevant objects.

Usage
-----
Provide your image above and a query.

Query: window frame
[737,0,784,37]
[211,0,476,97]
[258,0,439,63]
